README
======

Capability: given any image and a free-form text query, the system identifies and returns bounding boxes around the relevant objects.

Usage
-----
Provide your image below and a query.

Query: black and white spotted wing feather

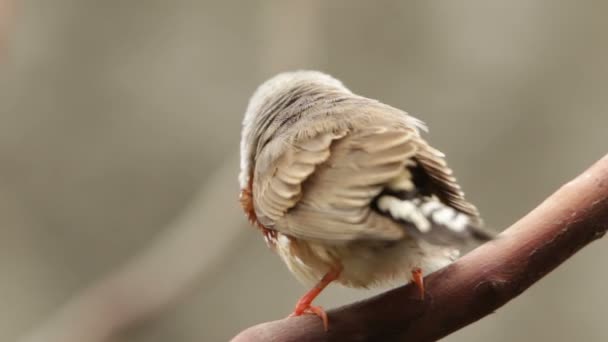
[372,145,494,247]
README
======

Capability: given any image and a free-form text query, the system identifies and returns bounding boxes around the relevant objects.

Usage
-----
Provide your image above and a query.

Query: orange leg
[288,267,342,331]
[411,267,425,300]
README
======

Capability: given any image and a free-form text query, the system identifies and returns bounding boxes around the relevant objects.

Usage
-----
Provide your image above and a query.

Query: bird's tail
[373,193,496,247]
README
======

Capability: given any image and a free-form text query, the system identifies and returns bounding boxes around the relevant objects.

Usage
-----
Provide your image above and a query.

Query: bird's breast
[274,232,457,289]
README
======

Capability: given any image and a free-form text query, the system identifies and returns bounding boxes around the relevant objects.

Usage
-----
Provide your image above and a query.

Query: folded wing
[253,126,419,242]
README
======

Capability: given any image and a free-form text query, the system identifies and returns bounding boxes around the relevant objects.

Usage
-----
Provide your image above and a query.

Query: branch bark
[232,153,608,342]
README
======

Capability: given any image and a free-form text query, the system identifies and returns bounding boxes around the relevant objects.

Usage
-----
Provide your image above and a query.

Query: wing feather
[253,120,483,242]
[252,131,347,227]
[271,127,419,241]
[413,139,483,225]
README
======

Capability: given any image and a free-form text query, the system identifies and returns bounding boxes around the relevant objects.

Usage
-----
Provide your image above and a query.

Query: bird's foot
[411,267,425,300]
[288,303,329,331]
[286,267,341,331]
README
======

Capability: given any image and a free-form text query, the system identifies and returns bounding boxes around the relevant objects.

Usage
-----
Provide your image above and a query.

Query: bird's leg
[411,267,425,300]
[288,266,342,331]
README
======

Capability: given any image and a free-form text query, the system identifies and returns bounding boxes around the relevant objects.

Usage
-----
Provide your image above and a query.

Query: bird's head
[239,70,350,189]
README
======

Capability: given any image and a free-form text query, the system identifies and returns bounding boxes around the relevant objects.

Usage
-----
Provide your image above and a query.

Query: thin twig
[231,153,608,342]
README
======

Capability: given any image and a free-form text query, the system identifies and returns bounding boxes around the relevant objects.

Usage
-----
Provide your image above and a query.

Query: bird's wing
[412,139,483,226]
[370,136,494,246]
[253,125,419,242]
[251,130,344,228]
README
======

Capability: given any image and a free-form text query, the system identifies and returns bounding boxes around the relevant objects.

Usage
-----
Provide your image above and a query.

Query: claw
[411,267,425,300]
[286,267,341,331]
[289,305,329,331]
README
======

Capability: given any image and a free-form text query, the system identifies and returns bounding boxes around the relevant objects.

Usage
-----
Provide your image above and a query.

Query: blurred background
[1,1,607,341]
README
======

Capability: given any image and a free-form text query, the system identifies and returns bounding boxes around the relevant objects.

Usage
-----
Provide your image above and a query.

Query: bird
[238,70,493,330]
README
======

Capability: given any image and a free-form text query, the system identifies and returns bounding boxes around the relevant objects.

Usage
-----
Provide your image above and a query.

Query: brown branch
[231,153,608,342]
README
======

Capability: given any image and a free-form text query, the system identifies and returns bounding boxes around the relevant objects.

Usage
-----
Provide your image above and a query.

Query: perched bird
[239,71,493,330]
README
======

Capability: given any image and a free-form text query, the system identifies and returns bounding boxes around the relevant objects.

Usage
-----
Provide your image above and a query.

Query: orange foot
[289,303,328,331]
[411,267,425,300]
[286,267,341,331]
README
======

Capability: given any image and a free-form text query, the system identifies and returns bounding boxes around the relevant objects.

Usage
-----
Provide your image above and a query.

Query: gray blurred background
[1,1,607,341]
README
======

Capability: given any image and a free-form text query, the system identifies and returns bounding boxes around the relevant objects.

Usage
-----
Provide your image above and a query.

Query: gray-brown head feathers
[239,71,351,189]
